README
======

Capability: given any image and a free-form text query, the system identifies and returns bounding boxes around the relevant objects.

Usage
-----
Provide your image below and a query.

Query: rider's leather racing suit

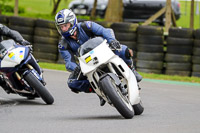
[0,24,24,43]
[58,21,133,93]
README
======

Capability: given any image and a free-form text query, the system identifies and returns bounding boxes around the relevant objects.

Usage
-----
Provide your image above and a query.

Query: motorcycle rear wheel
[24,72,54,104]
[100,75,134,119]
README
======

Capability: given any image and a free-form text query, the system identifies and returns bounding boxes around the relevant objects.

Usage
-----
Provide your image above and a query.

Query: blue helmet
[55,9,78,38]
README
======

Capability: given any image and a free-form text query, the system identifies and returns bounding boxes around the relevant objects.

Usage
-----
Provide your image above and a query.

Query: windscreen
[0,40,15,59]
[79,37,104,56]
[0,39,15,50]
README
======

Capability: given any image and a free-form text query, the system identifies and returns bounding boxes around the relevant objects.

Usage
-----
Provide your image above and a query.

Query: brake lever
[26,45,33,53]
[109,45,122,52]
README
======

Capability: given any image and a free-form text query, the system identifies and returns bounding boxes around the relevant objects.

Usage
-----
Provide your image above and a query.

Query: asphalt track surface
[0,69,200,133]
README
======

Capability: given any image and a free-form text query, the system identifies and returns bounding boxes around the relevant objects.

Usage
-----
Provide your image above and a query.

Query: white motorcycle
[78,37,144,119]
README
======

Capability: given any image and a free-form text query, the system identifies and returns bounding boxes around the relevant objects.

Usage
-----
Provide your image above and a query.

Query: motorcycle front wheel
[24,72,54,104]
[132,100,144,115]
[100,75,134,119]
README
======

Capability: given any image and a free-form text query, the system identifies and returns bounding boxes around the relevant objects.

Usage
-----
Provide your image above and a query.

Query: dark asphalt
[0,69,200,133]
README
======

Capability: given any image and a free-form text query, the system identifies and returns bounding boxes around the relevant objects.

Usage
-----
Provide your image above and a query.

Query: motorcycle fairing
[79,39,141,105]
[0,40,29,68]
[1,47,26,67]
[78,40,115,74]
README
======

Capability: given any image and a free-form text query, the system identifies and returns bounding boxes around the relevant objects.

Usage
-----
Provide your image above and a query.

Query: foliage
[0,5,25,13]
[1,0,72,20]
[0,0,11,13]
[76,15,104,22]
[140,72,200,83]
[1,0,200,29]
[0,0,11,5]
[39,62,66,71]
[177,1,200,29]
[51,0,62,15]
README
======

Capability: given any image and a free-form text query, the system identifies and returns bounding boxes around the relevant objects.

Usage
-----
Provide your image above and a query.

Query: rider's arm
[0,24,24,43]
[83,21,116,44]
[59,49,78,72]
[81,21,116,43]
[58,39,78,72]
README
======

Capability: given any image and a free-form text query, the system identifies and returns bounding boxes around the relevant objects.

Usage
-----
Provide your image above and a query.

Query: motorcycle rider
[55,9,142,106]
[0,23,30,90]
[0,24,30,45]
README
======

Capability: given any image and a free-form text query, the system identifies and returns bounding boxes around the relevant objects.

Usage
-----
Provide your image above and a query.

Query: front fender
[23,69,43,83]
[99,73,121,87]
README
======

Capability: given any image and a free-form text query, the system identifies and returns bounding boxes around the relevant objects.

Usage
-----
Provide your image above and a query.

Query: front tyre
[100,75,134,119]
[132,101,144,115]
[24,72,54,104]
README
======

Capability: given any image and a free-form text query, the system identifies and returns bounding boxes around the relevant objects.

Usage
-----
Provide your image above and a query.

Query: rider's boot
[86,88,106,106]
[89,89,105,106]
[98,95,106,106]
[132,67,143,82]
[86,87,106,106]
[127,49,142,82]
[128,60,142,82]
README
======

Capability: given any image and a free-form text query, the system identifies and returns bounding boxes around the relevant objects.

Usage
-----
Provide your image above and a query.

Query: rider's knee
[67,78,91,93]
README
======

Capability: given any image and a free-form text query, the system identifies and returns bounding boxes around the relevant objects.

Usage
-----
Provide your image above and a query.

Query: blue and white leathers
[58,21,132,92]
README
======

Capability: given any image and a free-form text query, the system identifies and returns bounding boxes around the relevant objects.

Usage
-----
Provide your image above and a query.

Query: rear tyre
[100,75,134,119]
[132,101,144,115]
[24,72,54,104]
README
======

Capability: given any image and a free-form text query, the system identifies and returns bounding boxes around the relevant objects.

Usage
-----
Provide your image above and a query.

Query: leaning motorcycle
[0,39,54,104]
[78,37,144,119]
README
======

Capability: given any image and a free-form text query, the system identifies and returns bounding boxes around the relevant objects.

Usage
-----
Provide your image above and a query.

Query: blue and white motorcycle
[0,39,54,104]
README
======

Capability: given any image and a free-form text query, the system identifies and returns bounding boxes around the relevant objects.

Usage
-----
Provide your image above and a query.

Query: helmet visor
[58,23,72,33]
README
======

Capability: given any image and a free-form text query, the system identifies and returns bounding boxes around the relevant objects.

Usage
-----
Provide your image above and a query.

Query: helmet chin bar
[69,26,77,36]
[62,26,77,38]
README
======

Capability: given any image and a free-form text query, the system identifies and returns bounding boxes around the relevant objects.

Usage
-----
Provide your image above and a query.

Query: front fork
[15,64,46,86]
[15,64,33,81]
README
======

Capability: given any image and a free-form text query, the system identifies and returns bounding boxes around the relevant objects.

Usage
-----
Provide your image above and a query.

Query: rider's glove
[20,39,31,46]
[109,40,121,50]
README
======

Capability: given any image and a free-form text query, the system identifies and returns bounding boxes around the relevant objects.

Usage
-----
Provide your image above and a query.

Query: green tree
[51,0,70,15]
[51,0,62,15]
[0,0,11,15]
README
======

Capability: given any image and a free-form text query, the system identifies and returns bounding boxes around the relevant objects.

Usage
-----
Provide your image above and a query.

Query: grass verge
[38,62,200,84]
[1,1,200,29]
